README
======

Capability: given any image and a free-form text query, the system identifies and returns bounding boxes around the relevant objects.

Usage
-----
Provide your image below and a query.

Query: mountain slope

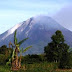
[0,15,72,55]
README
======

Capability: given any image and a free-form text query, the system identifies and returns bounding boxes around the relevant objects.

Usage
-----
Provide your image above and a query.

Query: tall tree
[44,30,69,63]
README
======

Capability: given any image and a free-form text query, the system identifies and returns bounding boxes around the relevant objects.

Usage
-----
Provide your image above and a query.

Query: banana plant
[7,29,31,70]
[14,30,28,46]
[12,29,28,58]
[19,46,32,67]
[13,30,28,54]
[20,46,32,58]
[11,29,30,70]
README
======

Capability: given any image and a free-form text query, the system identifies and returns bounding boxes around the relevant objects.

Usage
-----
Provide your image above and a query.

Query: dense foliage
[44,30,72,68]
[0,45,13,65]
[21,54,46,64]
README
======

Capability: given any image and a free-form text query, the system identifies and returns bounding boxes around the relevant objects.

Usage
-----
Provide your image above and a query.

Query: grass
[0,65,10,72]
[23,62,57,72]
[0,62,72,72]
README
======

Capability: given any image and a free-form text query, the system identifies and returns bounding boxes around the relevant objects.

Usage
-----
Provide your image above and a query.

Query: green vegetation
[44,30,72,69]
[0,30,72,71]
[0,45,12,65]
[0,62,59,72]
[8,30,32,70]
[0,62,72,72]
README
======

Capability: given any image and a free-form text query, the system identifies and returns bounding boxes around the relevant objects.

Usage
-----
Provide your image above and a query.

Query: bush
[59,52,71,69]
[0,54,6,65]
[21,54,45,64]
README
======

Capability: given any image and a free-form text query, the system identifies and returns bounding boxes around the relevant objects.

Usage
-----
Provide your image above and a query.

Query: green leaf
[17,47,20,52]
[17,38,28,46]
[6,58,11,65]
[20,48,23,53]
[14,30,17,44]
[23,46,32,53]
[12,49,15,59]
[6,61,11,65]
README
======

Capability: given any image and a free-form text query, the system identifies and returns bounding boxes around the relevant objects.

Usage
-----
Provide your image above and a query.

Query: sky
[0,0,72,34]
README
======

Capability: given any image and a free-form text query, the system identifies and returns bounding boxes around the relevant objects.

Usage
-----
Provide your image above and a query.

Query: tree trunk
[11,47,19,70]
[19,54,22,68]
[15,47,19,68]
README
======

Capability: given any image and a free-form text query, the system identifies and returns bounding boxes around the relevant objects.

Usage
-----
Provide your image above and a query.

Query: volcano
[0,15,72,54]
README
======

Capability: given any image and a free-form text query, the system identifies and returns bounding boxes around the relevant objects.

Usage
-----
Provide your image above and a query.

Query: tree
[44,30,65,62]
[51,30,64,44]
[11,30,28,70]
[8,30,32,70]
[0,54,6,65]
[44,30,70,66]
[0,45,13,65]
[0,45,7,55]
[59,43,71,69]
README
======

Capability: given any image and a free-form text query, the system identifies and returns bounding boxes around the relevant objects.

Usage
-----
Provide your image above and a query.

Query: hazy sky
[0,0,72,34]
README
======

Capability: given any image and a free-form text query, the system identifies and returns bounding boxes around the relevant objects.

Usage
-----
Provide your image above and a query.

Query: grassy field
[0,62,72,72]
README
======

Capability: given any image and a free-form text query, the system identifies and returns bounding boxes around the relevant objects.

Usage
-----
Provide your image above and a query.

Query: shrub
[0,54,6,65]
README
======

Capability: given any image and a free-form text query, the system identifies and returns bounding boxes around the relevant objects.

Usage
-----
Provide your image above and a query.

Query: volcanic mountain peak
[0,15,72,54]
[0,15,68,40]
